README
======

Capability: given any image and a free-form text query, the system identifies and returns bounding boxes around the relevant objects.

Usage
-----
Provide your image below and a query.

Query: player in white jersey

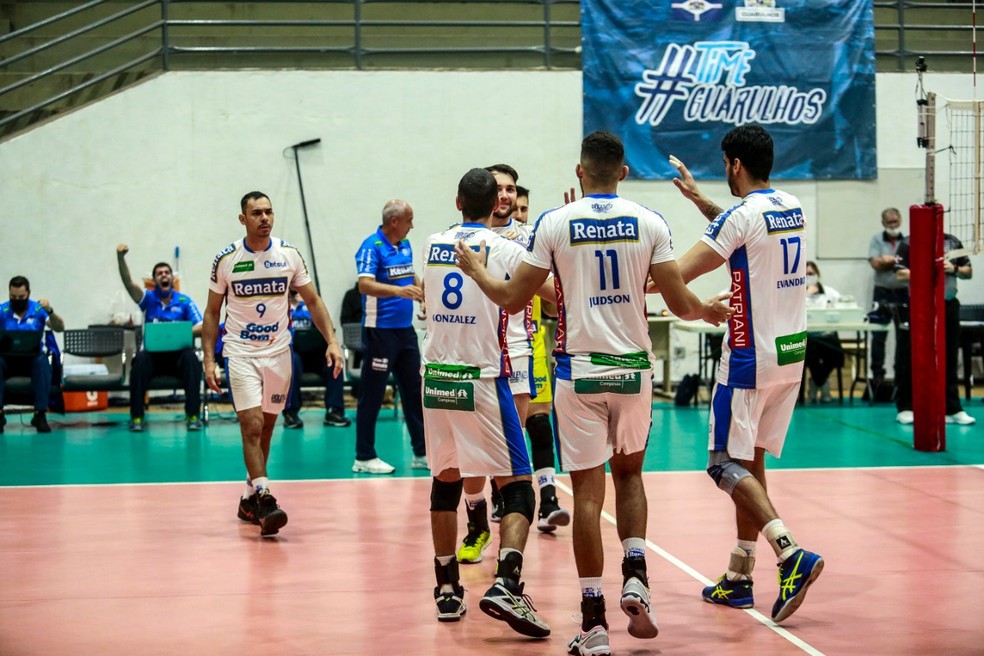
[202,191,343,539]
[422,168,551,638]
[456,165,570,567]
[670,125,824,624]
[456,132,732,655]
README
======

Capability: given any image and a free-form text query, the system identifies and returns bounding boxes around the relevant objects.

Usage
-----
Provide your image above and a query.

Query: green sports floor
[1,398,980,487]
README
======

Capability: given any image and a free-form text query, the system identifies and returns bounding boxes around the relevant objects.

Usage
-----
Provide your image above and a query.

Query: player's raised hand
[563,186,578,205]
[669,155,702,202]
[116,243,129,256]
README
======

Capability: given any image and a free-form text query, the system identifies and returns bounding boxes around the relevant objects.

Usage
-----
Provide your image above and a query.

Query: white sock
[737,539,757,554]
[622,537,647,559]
[762,519,799,562]
[253,476,270,494]
[242,478,254,499]
[464,492,485,510]
[534,467,556,489]
[580,577,604,598]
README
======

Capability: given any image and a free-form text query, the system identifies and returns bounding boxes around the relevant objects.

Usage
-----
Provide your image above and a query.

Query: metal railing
[0,0,978,136]
[875,0,979,72]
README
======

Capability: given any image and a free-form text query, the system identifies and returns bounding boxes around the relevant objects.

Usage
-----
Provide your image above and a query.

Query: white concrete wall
[1,69,978,379]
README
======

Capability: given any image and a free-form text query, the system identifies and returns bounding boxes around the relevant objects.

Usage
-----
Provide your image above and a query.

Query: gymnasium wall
[0,70,977,377]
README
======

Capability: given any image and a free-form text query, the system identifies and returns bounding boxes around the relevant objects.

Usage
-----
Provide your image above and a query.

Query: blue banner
[582,1,876,180]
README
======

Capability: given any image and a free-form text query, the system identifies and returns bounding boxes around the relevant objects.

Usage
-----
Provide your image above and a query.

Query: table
[673,321,889,404]
[960,320,984,400]
[648,315,678,396]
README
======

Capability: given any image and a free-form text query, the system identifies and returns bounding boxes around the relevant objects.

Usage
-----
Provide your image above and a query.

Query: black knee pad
[525,414,555,471]
[498,479,535,523]
[430,477,463,512]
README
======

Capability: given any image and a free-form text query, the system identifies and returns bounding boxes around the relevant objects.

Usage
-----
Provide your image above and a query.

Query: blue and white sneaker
[434,585,466,622]
[772,549,824,622]
[701,575,754,609]
[479,580,550,638]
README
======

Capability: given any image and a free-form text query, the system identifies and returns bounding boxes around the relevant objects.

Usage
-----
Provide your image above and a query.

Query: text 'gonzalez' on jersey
[700,190,807,389]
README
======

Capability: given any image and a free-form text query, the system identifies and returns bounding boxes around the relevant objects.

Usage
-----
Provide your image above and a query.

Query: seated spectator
[0,275,64,433]
[116,244,203,432]
[283,290,351,429]
[340,281,363,326]
[804,261,843,403]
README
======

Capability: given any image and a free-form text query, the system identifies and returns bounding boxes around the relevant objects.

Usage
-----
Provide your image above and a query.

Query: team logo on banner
[582,0,876,180]
[671,0,724,22]
[634,41,826,128]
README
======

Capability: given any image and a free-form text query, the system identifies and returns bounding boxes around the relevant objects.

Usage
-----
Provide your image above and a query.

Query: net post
[908,203,946,452]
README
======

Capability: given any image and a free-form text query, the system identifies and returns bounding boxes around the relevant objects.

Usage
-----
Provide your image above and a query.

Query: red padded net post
[908,204,946,451]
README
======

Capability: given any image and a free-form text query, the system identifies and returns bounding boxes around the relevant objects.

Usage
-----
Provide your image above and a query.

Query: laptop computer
[0,329,44,356]
[143,321,194,353]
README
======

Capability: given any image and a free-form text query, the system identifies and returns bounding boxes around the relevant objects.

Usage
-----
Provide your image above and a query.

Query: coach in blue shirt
[0,275,64,433]
[117,244,204,433]
[352,199,427,474]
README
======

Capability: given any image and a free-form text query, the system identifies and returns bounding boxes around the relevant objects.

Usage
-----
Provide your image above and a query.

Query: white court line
[553,477,825,656]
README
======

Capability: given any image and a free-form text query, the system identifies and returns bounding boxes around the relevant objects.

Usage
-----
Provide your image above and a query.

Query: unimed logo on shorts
[231,277,288,297]
[775,331,807,366]
[423,380,475,411]
[270,394,286,404]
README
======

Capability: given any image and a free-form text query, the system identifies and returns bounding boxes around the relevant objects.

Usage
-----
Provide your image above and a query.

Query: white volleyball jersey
[492,219,535,360]
[700,188,807,389]
[421,223,526,380]
[208,237,312,358]
[525,194,675,380]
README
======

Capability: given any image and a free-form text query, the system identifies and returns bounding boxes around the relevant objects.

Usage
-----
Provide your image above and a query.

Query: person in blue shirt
[353,199,427,474]
[282,290,351,429]
[0,275,65,433]
[117,244,204,432]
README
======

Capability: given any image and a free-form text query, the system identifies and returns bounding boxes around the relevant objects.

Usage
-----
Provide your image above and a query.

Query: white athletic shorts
[708,382,799,461]
[423,376,532,478]
[226,349,292,414]
[553,374,653,472]
[508,355,535,398]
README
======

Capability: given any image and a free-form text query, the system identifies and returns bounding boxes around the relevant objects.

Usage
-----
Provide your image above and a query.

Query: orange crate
[64,391,108,412]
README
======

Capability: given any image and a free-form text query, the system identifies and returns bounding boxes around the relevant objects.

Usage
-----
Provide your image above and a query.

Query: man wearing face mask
[867,208,907,389]
[0,276,64,433]
[117,244,204,432]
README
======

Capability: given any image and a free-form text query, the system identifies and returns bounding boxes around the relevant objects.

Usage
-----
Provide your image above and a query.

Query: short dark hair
[516,185,530,198]
[8,275,29,291]
[458,168,498,220]
[721,125,773,182]
[580,131,625,185]
[485,164,519,184]
[152,262,172,277]
[240,191,270,213]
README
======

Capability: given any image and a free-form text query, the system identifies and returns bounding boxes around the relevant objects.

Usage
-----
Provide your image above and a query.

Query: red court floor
[2,467,983,655]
